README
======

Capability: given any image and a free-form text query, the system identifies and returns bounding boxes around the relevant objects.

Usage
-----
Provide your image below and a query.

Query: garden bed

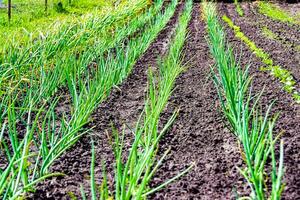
[1,1,299,199]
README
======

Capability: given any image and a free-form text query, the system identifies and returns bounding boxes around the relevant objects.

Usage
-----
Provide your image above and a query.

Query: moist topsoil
[150,3,246,199]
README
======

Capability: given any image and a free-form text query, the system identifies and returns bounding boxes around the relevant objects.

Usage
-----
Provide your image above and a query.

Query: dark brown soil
[249,2,300,52]
[30,2,184,199]
[219,3,300,200]
[150,4,246,199]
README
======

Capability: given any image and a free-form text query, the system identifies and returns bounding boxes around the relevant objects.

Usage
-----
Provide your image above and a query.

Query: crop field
[0,0,299,199]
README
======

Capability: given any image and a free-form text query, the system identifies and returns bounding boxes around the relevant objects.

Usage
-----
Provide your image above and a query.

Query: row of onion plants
[0,0,179,198]
[203,2,284,200]
[81,0,193,199]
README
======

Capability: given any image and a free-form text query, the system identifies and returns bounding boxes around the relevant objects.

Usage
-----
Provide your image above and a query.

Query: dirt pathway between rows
[221,3,300,90]
[31,2,184,199]
[219,3,300,199]
[150,4,245,199]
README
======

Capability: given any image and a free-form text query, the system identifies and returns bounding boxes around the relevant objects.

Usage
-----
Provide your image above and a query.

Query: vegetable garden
[0,0,299,199]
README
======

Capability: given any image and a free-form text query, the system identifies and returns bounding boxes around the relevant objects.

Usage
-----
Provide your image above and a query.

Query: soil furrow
[30,2,184,199]
[219,3,300,199]
[150,4,246,199]
[221,3,300,90]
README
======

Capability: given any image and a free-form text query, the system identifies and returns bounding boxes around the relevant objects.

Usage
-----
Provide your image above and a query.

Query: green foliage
[258,2,300,25]
[0,0,117,49]
[0,0,179,198]
[54,1,67,13]
[0,0,150,99]
[81,1,194,199]
[222,15,300,103]
[204,2,284,200]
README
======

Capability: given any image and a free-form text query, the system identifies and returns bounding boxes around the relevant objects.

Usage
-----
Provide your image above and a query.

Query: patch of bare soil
[241,2,300,48]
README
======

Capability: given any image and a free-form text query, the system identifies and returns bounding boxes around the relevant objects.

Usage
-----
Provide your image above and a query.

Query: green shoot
[222,15,300,103]
[0,0,180,198]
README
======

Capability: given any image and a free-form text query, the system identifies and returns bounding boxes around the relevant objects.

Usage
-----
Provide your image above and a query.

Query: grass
[258,2,300,25]
[80,0,194,199]
[0,0,181,198]
[203,2,284,199]
[222,15,300,103]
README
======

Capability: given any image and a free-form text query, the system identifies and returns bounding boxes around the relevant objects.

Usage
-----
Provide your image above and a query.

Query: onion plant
[0,0,154,101]
[203,2,284,200]
[81,1,193,199]
[0,0,180,199]
[59,0,179,162]
[0,94,65,199]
